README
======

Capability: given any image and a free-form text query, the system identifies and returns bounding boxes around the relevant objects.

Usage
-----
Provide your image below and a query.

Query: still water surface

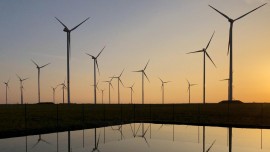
[1,123,270,152]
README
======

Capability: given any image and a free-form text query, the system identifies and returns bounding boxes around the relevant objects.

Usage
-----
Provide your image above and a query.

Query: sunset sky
[0,0,270,104]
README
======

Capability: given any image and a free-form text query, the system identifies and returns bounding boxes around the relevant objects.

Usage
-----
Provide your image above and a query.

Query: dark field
[1,103,270,139]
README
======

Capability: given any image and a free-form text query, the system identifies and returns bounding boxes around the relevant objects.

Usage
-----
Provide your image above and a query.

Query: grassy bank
[0,103,270,139]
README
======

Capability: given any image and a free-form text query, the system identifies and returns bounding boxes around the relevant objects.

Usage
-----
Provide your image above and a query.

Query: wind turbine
[51,85,59,103]
[126,83,135,104]
[100,89,105,104]
[55,17,90,104]
[58,80,67,104]
[31,59,50,103]
[86,46,105,104]
[133,60,150,104]
[187,31,216,104]
[92,128,101,152]
[103,76,114,104]
[111,69,125,104]
[187,80,197,104]
[135,124,150,147]
[159,78,171,104]
[209,3,267,102]
[32,134,50,149]
[16,75,29,104]
[3,79,10,104]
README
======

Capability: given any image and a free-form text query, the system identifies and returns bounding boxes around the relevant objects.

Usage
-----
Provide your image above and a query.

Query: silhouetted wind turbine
[3,79,10,104]
[187,80,197,104]
[86,46,105,104]
[159,78,171,104]
[111,69,125,104]
[55,17,90,104]
[92,128,101,152]
[16,74,29,104]
[31,59,50,103]
[126,83,135,104]
[135,124,150,147]
[187,31,216,104]
[58,80,67,104]
[51,85,59,103]
[100,89,105,104]
[32,134,50,149]
[103,76,114,104]
[133,60,150,104]
[209,3,267,102]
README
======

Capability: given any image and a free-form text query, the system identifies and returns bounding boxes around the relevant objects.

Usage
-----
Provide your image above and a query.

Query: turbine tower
[209,3,267,102]
[16,74,29,104]
[111,69,125,104]
[187,79,197,104]
[55,17,90,104]
[133,60,150,104]
[159,78,170,104]
[187,31,216,104]
[126,83,135,104]
[3,79,10,104]
[86,46,105,104]
[31,59,50,103]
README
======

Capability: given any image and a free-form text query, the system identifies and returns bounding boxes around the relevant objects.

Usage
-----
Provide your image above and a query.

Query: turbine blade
[22,78,29,81]
[144,59,150,71]
[96,46,106,58]
[186,50,204,54]
[96,60,100,75]
[186,79,190,85]
[235,3,267,21]
[31,141,40,149]
[220,78,229,81]
[144,72,150,83]
[206,140,216,152]
[227,25,232,55]
[131,83,135,88]
[135,123,141,136]
[110,83,114,90]
[55,17,68,29]
[205,51,217,68]
[133,70,142,72]
[119,78,124,87]
[205,31,215,50]
[159,77,163,83]
[31,59,39,67]
[208,5,230,20]
[85,53,95,58]
[70,17,90,31]
[16,74,21,80]
[143,137,150,147]
[97,132,101,147]
[119,69,125,77]
[40,63,50,68]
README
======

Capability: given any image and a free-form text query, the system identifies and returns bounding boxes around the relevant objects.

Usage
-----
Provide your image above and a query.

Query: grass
[0,103,270,138]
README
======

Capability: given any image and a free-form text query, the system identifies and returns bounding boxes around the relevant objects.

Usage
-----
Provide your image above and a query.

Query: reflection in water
[92,128,101,152]
[2,124,270,152]
[25,136,27,152]
[135,123,150,147]
[32,134,50,148]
